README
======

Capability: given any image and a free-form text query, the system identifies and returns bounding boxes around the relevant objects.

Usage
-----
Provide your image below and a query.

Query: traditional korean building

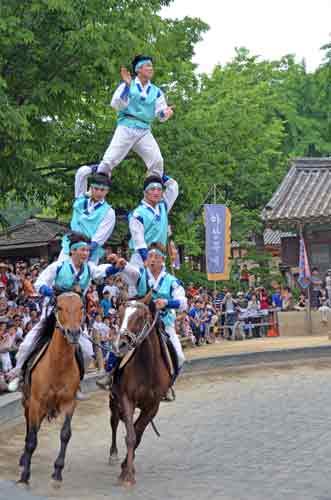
[0,213,129,263]
[0,217,68,262]
[262,157,331,276]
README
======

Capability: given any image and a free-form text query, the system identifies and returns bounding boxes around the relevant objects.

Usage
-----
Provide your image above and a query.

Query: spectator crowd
[0,258,126,394]
[1,257,330,395]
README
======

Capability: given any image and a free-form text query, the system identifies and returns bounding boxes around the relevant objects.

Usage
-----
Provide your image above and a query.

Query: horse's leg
[19,404,30,467]
[119,396,136,486]
[109,396,120,465]
[52,403,76,486]
[134,401,160,452]
[18,399,44,485]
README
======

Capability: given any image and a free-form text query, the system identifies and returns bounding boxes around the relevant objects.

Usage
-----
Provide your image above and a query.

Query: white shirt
[74,165,116,246]
[111,77,169,122]
[129,177,179,251]
[35,259,111,296]
[119,264,187,312]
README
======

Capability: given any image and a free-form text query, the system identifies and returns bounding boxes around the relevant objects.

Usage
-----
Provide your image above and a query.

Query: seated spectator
[319,297,330,323]
[245,287,255,301]
[187,283,199,299]
[236,291,248,309]
[189,297,205,345]
[282,287,294,311]
[93,313,111,358]
[100,290,113,317]
[212,290,224,311]
[22,272,37,297]
[319,286,329,309]
[247,293,260,311]
[294,293,306,311]
[0,319,18,379]
[222,292,237,339]
[258,287,269,310]
[272,288,283,309]
[103,277,120,300]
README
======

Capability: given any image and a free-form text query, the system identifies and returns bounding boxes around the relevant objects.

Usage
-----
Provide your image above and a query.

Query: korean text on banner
[204,204,231,281]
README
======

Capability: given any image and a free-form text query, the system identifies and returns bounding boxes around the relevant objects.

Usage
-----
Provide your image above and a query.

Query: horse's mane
[42,312,57,341]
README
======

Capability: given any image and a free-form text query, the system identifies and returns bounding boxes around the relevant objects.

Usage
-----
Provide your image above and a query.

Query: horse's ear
[139,289,152,305]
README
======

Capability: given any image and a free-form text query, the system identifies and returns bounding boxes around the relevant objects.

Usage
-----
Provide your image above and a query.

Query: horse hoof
[118,478,136,488]
[51,479,62,490]
[109,455,120,465]
[16,480,30,489]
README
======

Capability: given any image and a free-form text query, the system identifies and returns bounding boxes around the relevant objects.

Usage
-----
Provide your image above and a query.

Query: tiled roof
[263,229,296,246]
[0,218,68,249]
[262,158,331,225]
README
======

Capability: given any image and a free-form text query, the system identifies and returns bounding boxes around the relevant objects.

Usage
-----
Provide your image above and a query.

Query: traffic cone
[267,325,279,337]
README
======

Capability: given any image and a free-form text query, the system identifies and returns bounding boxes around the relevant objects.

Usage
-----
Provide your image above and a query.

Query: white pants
[126,252,144,298]
[98,126,164,178]
[165,324,185,369]
[0,352,12,372]
[15,315,93,373]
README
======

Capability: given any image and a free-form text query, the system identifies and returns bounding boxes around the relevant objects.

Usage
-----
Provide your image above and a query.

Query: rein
[118,301,159,352]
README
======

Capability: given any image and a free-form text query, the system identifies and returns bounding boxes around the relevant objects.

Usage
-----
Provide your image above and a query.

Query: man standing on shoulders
[128,173,178,271]
[97,55,174,179]
[60,166,115,264]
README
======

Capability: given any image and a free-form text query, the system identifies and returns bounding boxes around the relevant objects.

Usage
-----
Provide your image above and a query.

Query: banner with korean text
[204,204,231,281]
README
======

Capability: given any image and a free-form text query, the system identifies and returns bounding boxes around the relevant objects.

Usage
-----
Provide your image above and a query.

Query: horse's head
[55,292,84,345]
[115,298,154,356]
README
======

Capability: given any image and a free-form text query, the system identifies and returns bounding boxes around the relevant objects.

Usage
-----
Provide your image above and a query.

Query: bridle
[52,292,84,345]
[117,300,159,354]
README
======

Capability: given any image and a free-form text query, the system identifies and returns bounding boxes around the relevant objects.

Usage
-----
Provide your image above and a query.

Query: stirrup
[96,373,113,391]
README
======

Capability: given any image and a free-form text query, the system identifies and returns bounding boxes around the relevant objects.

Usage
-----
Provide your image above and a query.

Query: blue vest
[118,81,162,129]
[129,201,168,251]
[55,260,91,293]
[62,195,111,259]
[136,269,178,327]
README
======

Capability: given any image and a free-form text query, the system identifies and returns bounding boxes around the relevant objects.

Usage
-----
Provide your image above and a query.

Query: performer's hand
[164,106,175,119]
[120,66,132,87]
[107,253,118,264]
[154,299,167,310]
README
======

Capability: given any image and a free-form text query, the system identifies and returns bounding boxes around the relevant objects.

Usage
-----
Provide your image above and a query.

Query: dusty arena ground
[1,362,331,500]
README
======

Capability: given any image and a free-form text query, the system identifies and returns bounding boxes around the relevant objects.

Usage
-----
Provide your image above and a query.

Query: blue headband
[148,248,166,258]
[70,242,89,250]
[144,182,163,192]
[90,183,109,190]
[135,59,152,71]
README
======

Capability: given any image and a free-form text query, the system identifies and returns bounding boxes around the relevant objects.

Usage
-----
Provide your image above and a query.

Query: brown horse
[18,292,84,487]
[109,298,172,487]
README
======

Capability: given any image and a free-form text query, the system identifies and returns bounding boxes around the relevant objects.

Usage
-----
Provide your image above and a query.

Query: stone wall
[278,311,331,336]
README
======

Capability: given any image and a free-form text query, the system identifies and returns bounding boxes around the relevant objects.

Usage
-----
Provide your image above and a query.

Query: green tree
[0,0,207,204]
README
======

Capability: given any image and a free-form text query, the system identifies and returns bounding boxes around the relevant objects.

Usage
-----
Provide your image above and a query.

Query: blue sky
[162,0,331,72]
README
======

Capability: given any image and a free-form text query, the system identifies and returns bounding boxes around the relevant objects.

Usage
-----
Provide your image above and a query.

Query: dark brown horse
[109,298,172,487]
[18,292,84,487]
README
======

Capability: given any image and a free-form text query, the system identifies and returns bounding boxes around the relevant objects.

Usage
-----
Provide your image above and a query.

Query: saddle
[158,322,179,382]
[22,316,85,394]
